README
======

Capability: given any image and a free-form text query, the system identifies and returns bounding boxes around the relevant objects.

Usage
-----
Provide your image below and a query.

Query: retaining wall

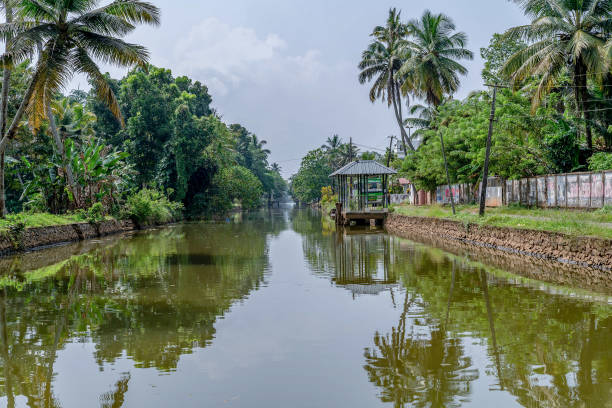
[0,219,136,256]
[385,213,612,272]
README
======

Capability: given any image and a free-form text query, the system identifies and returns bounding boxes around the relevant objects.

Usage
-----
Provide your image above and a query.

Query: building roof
[398,178,411,185]
[330,160,398,177]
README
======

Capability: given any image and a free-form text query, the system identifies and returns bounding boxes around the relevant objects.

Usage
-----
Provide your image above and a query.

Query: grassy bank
[0,213,97,233]
[392,204,612,240]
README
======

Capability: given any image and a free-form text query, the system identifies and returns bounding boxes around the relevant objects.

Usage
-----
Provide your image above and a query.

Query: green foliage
[82,202,105,224]
[588,152,612,171]
[123,189,183,226]
[211,166,263,212]
[480,33,527,84]
[320,186,337,211]
[290,148,332,203]
[404,90,567,190]
[543,120,580,173]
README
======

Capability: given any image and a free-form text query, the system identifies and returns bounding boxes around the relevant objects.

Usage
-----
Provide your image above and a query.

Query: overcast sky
[84,0,528,177]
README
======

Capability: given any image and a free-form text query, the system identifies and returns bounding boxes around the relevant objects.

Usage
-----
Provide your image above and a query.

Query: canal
[0,208,610,407]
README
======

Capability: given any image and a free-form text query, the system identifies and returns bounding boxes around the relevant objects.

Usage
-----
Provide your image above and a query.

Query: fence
[436,183,474,205]
[505,171,612,208]
[427,170,612,209]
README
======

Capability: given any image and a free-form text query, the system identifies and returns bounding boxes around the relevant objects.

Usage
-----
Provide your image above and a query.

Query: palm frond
[75,0,160,26]
[74,30,148,67]
[73,47,123,125]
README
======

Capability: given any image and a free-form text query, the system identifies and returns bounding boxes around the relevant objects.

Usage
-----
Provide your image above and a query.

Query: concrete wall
[505,170,612,208]
[419,171,612,209]
[436,183,473,205]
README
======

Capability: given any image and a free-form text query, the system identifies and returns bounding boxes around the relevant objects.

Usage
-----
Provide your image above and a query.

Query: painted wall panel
[556,176,566,207]
[567,175,578,207]
[590,173,604,208]
[547,177,556,207]
[579,174,591,208]
[605,172,612,206]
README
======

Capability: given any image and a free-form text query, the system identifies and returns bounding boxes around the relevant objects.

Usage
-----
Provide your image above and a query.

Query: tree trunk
[440,130,455,215]
[395,79,415,152]
[0,1,13,218]
[574,59,592,151]
[0,153,5,217]
[0,63,43,155]
[45,102,80,207]
[389,76,414,153]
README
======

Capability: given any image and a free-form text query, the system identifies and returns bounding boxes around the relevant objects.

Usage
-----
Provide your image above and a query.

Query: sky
[82,0,528,177]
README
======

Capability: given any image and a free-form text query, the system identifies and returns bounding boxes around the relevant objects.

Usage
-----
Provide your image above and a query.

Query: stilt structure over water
[330,160,397,226]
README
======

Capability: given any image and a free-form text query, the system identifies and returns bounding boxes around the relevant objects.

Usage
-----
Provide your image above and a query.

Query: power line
[352,142,387,152]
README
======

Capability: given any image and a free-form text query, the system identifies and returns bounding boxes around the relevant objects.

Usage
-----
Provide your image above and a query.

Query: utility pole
[349,137,353,201]
[386,135,395,167]
[439,130,455,215]
[479,84,506,216]
[406,126,413,156]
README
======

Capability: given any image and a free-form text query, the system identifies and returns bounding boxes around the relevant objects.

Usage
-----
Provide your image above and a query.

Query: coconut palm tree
[358,8,414,153]
[321,133,342,152]
[502,0,612,152]
[398,10,473,108]
[270,162,281,173]
[322,134,343,169]
[0,0,160,212]
[398,11,472,215]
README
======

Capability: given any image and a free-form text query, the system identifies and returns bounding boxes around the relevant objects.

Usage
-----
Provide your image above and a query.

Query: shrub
[85,202,105,223]
[588,152,612,171]
[123,189,183,225]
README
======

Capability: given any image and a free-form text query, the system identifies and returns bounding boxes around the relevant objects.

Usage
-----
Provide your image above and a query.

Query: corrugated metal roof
[330,160,398,177]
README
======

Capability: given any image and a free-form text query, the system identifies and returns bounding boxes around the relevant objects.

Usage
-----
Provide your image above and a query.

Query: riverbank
[385,212,612,272]
[393,204,612,239]
[0,218,138,256]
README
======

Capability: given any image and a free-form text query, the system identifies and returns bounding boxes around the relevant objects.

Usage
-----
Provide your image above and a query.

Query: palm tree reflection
[364,286,478,408]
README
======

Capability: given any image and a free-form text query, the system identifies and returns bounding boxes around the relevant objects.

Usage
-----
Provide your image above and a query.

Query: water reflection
[294,210,612,407]
[0,208,610,408]
[361,241,612,407]
[0,212,287,407]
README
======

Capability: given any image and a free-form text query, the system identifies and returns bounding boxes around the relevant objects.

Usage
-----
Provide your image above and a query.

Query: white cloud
[173,17,323,96]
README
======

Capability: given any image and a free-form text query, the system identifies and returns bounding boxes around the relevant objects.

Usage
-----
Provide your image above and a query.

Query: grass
[392,204,612,240]
[0,212,112,233]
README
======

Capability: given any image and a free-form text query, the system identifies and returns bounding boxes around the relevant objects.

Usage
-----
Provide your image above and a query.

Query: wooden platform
[338,209,389,226]
[343,209,388,220]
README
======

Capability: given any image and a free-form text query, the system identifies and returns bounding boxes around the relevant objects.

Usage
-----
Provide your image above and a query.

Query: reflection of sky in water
[0,208,610,407]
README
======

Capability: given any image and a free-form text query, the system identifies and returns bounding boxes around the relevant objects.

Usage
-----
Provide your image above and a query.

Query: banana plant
[20,139,130,212]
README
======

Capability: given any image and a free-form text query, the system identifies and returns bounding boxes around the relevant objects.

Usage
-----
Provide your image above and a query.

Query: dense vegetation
[0,0,286,225]
[292,1,612,202]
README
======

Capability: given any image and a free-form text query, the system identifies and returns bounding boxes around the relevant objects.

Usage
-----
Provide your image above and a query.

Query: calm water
[0,208,611,408]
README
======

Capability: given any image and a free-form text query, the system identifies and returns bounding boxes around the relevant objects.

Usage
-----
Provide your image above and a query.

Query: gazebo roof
[330,160,398,177]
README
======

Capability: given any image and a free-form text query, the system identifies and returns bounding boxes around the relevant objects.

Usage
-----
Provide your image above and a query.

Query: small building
[390,177,416,205]
[330,160,397,225]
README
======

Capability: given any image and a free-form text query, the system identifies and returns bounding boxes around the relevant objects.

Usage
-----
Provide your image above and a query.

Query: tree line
[292,1,612,202]
[0,0,286,222]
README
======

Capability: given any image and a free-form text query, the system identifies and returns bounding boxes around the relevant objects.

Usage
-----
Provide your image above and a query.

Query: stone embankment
[0,219,136,256]
[385,214,612,272]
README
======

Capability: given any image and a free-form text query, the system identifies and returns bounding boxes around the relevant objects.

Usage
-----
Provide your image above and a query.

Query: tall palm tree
[0,0,160,211]
[398,10,473,108]
[358,8,414,153]
[321,133,342,152]
[502,0,612,151]
[322,134,343,169]
[338,142,359,167]
[398,11,472,215]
